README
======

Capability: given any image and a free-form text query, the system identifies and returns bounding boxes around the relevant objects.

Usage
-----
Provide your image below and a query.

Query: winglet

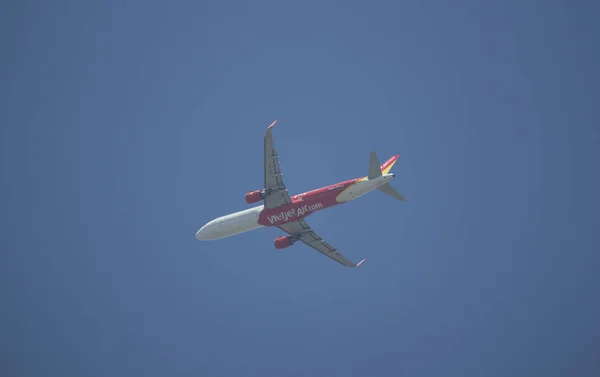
[268,119,278,129]
[356,257,367,267]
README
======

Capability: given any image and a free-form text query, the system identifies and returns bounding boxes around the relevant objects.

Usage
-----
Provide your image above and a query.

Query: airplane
[195,119,405,267]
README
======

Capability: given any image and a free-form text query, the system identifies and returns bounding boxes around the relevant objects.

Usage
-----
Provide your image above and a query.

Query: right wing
[263,120,293,209]
[278,219,366,268]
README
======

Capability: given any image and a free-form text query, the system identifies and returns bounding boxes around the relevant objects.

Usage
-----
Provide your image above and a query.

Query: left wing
[263,120,293,209]
[278,219,366,268]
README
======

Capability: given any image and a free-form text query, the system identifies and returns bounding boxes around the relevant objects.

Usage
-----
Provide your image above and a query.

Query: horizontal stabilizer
[378,183,405,201]
[368,151,382,179]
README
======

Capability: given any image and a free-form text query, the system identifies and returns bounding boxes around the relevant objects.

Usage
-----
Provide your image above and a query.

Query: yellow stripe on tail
[380,154,400,175]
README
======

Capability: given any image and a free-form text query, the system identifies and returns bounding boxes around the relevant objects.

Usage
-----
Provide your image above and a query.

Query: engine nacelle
[245,190,263,204]
[274,236,295,250]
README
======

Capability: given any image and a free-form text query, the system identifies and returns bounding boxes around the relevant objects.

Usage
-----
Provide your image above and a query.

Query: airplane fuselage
[195,173,395,240]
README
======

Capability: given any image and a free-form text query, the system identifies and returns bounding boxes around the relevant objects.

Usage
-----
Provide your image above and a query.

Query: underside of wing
[264,120,293,209]
[278,220,366,267]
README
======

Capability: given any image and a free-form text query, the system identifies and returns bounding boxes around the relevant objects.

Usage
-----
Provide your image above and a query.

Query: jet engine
[245,190,265,204]
[274,236,296,250]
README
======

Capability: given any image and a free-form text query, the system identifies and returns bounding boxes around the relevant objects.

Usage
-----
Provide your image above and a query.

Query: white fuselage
[195,174,394,241]
[196,205,264,240]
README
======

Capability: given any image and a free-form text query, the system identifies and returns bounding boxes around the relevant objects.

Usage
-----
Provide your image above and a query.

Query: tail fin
[368,152,405,201]
[368,152,400,179]
[380,154,400,174]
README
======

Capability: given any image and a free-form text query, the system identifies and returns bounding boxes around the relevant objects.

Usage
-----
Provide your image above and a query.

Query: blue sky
[1,1,599,376]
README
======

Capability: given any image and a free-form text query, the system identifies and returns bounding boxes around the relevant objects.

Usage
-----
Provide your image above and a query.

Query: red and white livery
[195,120,405,267]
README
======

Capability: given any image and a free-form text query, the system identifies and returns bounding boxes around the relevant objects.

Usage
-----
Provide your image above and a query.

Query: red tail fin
[380,155,400,174]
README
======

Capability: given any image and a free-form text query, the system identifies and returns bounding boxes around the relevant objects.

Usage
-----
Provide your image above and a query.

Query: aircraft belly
[220,216,261,236]
[218,207,262,237]
[336,180,379,202]
[199,206,263,240]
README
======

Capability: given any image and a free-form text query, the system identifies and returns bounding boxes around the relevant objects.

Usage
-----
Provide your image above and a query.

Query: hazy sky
[2,1,599,376]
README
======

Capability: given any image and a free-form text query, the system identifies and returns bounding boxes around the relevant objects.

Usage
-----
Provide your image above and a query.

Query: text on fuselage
[265,202,324,224]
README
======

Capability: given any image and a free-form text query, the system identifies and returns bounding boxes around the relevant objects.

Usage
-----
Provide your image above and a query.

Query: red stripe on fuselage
[258,177,361,226]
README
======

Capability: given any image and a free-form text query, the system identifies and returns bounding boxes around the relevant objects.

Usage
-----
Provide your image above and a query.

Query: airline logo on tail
[380,154,400,175]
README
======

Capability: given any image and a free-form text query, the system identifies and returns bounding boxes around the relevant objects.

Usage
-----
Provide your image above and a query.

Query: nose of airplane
[196,219,220,240]
[195,224,211,240]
